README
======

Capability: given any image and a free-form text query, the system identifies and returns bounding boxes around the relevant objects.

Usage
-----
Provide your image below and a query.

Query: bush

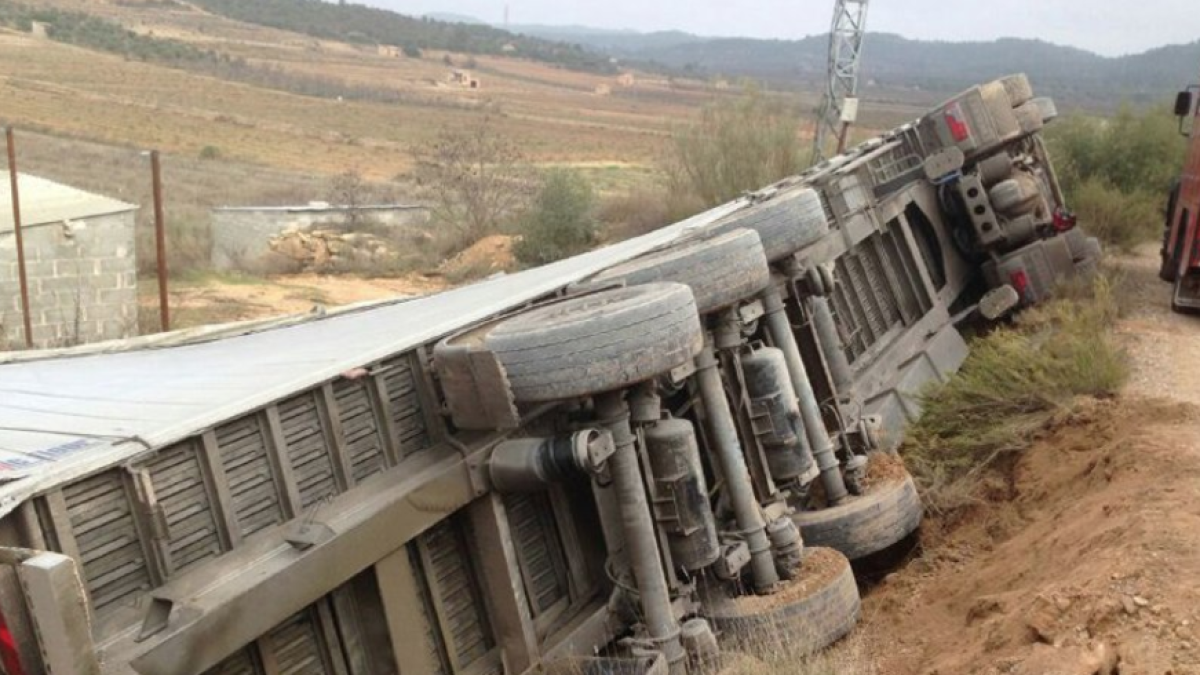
[1069,177,1162,251]
[664,88,806,208]
[513,170,599,266]
[401,43,422,58]
[199,145,221,160]
[903,276,1127,517]
[1046,104,1184,249]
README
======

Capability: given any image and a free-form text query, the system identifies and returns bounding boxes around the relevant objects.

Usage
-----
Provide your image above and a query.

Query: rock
[1133,596,1150,607]
[1027,595,1064,645]
[1122,596,1138,615]
[1012,642,1118,675]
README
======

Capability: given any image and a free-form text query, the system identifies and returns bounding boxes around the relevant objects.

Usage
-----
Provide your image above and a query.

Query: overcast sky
[370,0,1200,57]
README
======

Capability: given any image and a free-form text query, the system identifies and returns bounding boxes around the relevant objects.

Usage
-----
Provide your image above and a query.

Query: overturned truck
[0,74,1098,675]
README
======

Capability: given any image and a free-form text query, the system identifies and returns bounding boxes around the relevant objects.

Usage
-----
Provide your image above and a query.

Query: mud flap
[433,330,520,431]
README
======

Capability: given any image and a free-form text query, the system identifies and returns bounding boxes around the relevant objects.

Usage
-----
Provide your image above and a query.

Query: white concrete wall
[0,211,138,349]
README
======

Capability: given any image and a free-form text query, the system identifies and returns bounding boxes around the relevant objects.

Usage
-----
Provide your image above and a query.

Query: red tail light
[1010,270,1030,301]
[945,102,971,142]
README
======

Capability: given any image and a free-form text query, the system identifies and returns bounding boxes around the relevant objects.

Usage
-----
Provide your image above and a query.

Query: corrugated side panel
[334,379,388,484]
[62,470,152,616]
[269,610,334,675]
[381,356,431,459]
[278,392,340,509]
[202,648,263,675]
[407,545,451,675]
[504,493,569,616]
[148,440,223,573]
[216,415,285,539]
[422,520,494,668]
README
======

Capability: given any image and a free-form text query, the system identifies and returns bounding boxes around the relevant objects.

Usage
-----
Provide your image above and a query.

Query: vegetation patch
[1046,105,1185,251]
[903,276,1128,517]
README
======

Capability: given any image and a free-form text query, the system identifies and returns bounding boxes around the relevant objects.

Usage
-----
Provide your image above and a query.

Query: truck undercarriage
[0,73,1100,675]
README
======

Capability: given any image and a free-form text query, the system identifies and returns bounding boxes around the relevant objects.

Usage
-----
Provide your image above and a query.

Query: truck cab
[1162,80,1200,313]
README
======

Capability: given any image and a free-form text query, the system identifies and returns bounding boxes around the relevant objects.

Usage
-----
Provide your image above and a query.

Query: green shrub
[664,88,806,208]
[1045,104,1184,249]
[199,145,221,160]
[904,276,1127,516]
[513,170,599,266]
[1068,177,1162,251]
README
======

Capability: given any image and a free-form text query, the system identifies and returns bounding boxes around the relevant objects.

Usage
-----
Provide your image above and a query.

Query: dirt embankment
[864,247,1200,675]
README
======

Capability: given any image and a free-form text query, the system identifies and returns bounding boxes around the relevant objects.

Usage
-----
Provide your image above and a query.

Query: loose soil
[730,547,848,614]
[862,245,1200,675]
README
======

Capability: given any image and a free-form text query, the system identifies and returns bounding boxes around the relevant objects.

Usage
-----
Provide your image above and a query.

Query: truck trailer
[0,74,1098,675]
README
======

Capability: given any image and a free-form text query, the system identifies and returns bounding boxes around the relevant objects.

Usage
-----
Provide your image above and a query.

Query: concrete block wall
[211,206,430,274]
[0,212,138,350]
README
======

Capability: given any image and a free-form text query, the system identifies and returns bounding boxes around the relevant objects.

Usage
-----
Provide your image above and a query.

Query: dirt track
[862,245,1200,675]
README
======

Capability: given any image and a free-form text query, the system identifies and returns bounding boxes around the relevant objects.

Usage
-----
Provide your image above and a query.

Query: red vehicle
[1162,79,1200,313]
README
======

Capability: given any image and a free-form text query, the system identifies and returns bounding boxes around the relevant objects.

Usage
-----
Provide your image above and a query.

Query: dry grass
[903,275,1128,517]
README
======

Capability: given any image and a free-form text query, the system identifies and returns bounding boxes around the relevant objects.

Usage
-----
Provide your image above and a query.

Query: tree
[514,170,599,266]
[664,88,806,208]
[414,116,532,248]
[328,168,368,228]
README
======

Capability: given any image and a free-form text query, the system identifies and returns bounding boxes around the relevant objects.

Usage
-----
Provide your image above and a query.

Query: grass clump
[904,276,1128,516]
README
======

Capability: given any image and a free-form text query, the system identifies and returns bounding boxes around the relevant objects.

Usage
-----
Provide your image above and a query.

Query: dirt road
[862,245,1200,675]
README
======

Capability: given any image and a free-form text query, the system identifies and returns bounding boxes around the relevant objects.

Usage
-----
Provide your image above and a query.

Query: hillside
[515,26,1200,108]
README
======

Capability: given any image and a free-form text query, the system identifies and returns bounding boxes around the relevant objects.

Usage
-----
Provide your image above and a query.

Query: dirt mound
[863,397,1200,674]
[439,235,518,277]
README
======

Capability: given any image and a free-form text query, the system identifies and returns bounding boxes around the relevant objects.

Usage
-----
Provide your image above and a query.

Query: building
[211,202,430,273]
[0,172,138,350]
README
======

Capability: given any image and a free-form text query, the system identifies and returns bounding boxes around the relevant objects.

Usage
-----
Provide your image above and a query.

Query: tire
[989,174,1040,215]
[484,284,703,402]
[1032,96,1058,123]
[708,188,830,262]
[791,472,922,561]
[1000,74,1034,107]
[1014,101,1044,135]
[980,81,1021,141]
[707,547,860,654]
[589,229,771,314]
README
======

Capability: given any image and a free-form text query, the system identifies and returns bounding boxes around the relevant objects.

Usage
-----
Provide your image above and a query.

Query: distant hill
[186,0,616,73]
[513,24,1200,107]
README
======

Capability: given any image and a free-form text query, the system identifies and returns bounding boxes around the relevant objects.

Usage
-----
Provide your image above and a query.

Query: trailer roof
[0,199,744,512]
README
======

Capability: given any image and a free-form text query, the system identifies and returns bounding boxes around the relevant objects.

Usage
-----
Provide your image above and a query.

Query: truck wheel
[1014,101,1045,135]
[484,283,704,402]
[707,547,860,654]
[709,188,830,262]
[977,152,1013,186]
[1000,74,1034,107]
[981,81,1022,141]
[1031,96,1058,123]
[989,175,1040,215]
[791,470,922,562]
[1064,228,1090,262]
[588,229,771,314]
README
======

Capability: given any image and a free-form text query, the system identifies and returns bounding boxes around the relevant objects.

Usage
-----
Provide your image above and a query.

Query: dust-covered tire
[1032,96,1058,124]
[708,188,830,262]
[1000,74,1034,107]
[980,81,1021,141]
[791,472,922,561]
[989,174,1040,215]
[707,547,860,654]
[589,229,770,314]
[484,283,703,402]
[1014,101,1045,135]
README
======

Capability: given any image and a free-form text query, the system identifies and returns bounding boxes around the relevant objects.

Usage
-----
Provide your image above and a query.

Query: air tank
[643,418,721,572]
[739,346,817,485]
